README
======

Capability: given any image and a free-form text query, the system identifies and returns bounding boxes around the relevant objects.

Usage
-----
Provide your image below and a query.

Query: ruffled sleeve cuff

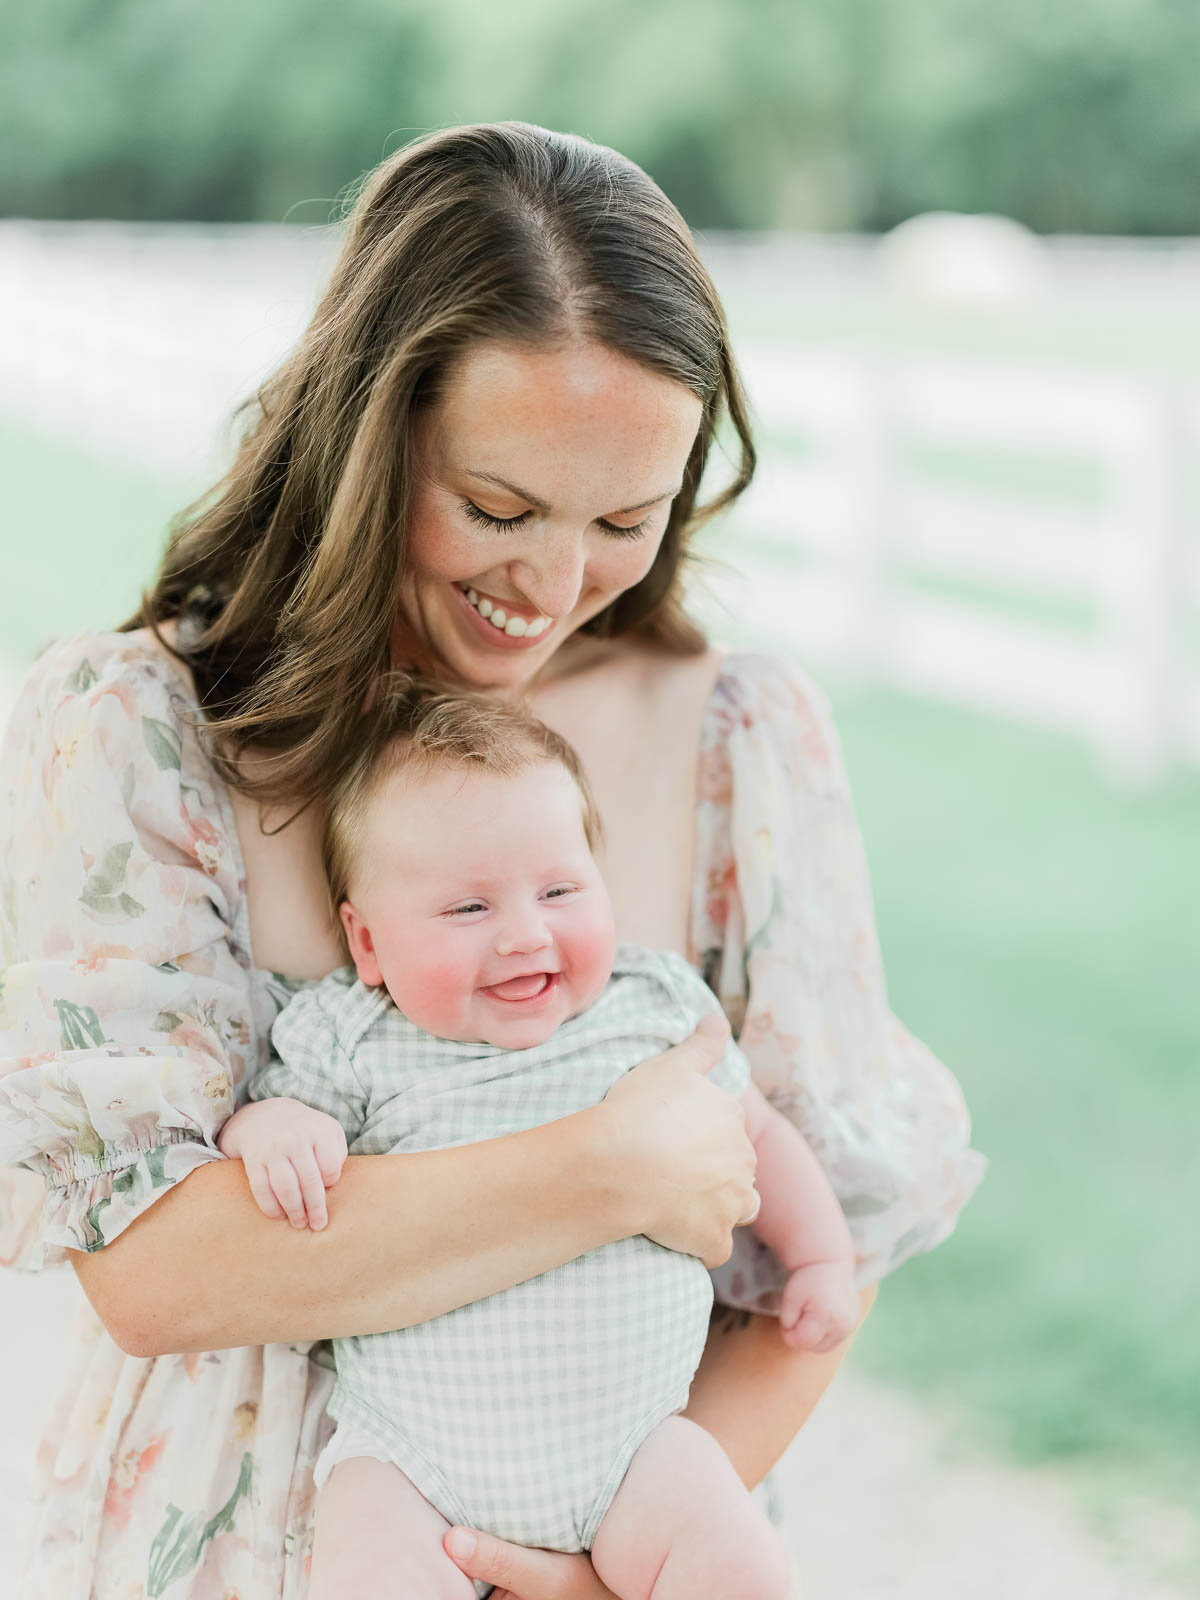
[0,632,258,1272]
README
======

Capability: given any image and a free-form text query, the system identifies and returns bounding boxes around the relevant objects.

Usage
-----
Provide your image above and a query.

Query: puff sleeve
[692,653,986,1305]
[0,633,256,1270]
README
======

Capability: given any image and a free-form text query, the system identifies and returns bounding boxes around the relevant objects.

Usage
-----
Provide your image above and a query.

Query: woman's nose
[509,528,587,619]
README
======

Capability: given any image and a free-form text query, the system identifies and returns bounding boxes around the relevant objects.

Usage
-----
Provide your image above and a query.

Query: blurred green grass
[2,416,1198,1524]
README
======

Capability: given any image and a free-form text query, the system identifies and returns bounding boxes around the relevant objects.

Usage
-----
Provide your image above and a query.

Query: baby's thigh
[309,1456,478,1600]
[591,1415,794,1600]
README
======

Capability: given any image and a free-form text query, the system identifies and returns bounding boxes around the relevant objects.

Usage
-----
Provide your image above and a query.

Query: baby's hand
[778,1261,860,1354]
[216,1097,347,1230]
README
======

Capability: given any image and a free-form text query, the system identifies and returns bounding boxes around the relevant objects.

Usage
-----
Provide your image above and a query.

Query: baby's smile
[341,760,617,1050]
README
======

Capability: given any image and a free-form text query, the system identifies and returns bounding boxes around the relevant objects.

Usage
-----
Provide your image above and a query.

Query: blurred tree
[0,0,438,220]
[848,0,1200,234]
[1,0,1198,233]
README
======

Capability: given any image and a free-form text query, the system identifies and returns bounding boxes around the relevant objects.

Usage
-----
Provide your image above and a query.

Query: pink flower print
[696,745,733,806]
[705,860,736,932]
[103,1433,170,1529]
[787,682,832,769]
[176,799,224,877]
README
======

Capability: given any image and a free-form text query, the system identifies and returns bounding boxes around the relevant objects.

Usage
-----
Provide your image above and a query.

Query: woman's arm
[681,1282,877,1489]
[71,1108,628,1356]
[71,1013,754,1356]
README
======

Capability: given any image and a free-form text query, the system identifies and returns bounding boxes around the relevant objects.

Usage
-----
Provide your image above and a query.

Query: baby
[217,677,860,1600]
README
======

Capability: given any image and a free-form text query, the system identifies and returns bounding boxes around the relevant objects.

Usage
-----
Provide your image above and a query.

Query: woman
[0,122,984,1598]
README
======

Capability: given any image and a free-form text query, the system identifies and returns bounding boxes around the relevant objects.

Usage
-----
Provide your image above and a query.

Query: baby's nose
[494,907,552,957]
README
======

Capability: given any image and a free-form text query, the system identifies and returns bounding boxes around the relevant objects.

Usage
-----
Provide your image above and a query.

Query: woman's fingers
[443,1527,618,1598]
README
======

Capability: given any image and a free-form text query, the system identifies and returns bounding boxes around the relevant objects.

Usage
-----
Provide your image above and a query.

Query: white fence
[2,221,1198,783]
[731,352,1200,785]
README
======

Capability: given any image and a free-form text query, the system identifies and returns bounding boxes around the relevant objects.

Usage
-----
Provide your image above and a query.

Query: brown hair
[118,120,757,818]
[325,672,603,928]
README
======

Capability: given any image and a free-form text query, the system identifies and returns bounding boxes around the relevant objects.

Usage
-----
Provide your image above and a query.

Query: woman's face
[393,337,705,692]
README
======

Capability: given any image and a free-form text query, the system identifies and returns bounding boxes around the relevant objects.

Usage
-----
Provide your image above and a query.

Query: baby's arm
[217,1098,348,1231]
[740,1082,860,1353]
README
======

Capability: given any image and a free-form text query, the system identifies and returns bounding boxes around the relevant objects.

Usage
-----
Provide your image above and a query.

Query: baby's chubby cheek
[385,957,475,1037]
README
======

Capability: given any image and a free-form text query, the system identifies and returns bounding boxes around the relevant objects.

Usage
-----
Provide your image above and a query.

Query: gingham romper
[249,943,749,1568]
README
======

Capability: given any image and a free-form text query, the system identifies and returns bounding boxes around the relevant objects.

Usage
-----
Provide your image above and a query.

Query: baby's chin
[408,986,585,1049]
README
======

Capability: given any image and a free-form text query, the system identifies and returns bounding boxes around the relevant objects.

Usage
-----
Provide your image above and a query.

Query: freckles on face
[390,339,703,687]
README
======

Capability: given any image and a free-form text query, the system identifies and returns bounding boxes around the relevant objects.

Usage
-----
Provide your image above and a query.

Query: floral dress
[0,629,985,1598]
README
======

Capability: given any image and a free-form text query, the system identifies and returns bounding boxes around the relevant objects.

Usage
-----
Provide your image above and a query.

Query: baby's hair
[323,672,604,931]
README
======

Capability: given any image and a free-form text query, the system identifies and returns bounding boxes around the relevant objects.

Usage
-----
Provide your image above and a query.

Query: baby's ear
[339,900,384,988]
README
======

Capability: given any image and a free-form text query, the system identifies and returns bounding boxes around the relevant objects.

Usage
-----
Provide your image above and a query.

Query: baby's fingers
[244,1159,287,1221]
[292,1146,330,1231]
[314,1123,348,1188]
[265,1156,312,1230]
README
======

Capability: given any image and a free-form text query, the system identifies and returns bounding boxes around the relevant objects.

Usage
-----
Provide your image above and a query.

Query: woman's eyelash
[460,499,649,541]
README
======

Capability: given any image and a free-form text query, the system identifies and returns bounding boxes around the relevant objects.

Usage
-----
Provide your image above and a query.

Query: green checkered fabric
[252,944,749,1555]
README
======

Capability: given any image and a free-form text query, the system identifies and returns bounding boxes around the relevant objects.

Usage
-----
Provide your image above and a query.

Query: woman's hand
[596,1012,759,1269]
[443,1528,617,1599]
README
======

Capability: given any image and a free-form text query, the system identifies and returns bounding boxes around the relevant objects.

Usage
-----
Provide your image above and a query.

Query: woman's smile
[393,337,703,690]
[453,581,555,649]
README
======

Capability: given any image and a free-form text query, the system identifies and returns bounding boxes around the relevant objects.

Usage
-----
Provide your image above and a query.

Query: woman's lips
[483,972,558,1003]
[453,583,553,652]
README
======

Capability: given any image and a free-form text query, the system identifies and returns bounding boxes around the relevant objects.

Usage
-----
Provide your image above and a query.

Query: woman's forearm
[70,1109,635,1357]
[682,1283,877,1489]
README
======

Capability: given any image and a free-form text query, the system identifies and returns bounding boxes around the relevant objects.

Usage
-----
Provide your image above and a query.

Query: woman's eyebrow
[463,469,682,517]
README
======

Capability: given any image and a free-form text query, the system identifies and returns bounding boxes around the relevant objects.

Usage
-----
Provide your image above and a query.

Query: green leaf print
[120,760,136,813]
[54,998,107,1051]
[153,1010,185,1033]
[143,715,183,772]
[840,1192,893,1219]
[65,657,98,694]
[84,841,133,898]
[80,842,145,922]
[743,872,784,974]
[147,1452,253,1597]
[84,1147,177,1248]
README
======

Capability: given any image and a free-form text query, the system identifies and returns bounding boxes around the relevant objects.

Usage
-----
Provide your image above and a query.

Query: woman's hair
[325,673,603,929]
[118,120,757,815]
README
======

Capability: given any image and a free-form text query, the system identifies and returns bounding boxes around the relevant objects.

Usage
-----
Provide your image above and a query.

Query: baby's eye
[543,885,577,900]
[445,902,487,917]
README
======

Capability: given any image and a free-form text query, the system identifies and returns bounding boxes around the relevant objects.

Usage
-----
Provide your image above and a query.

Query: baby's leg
[309,1456,478,1600]
[590,1415,795,1600]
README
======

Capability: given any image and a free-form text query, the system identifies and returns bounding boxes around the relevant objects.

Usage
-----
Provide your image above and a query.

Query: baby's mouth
[485,972,555,1002]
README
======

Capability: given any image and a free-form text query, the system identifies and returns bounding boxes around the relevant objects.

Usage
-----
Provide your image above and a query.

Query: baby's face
[340,760,616,1049]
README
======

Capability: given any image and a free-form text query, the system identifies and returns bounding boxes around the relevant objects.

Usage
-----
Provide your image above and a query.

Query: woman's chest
[528,647,726,954]
[229,649,727,978]
[228,788,348,981]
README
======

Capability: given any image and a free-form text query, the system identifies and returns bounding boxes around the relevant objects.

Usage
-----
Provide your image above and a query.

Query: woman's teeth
[462,586,550,638]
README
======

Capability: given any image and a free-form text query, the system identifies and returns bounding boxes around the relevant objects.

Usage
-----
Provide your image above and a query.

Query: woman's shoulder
[703,648,844,792]
[11,624,199,730]
[709,646,832,717]
[1,626,234,882]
